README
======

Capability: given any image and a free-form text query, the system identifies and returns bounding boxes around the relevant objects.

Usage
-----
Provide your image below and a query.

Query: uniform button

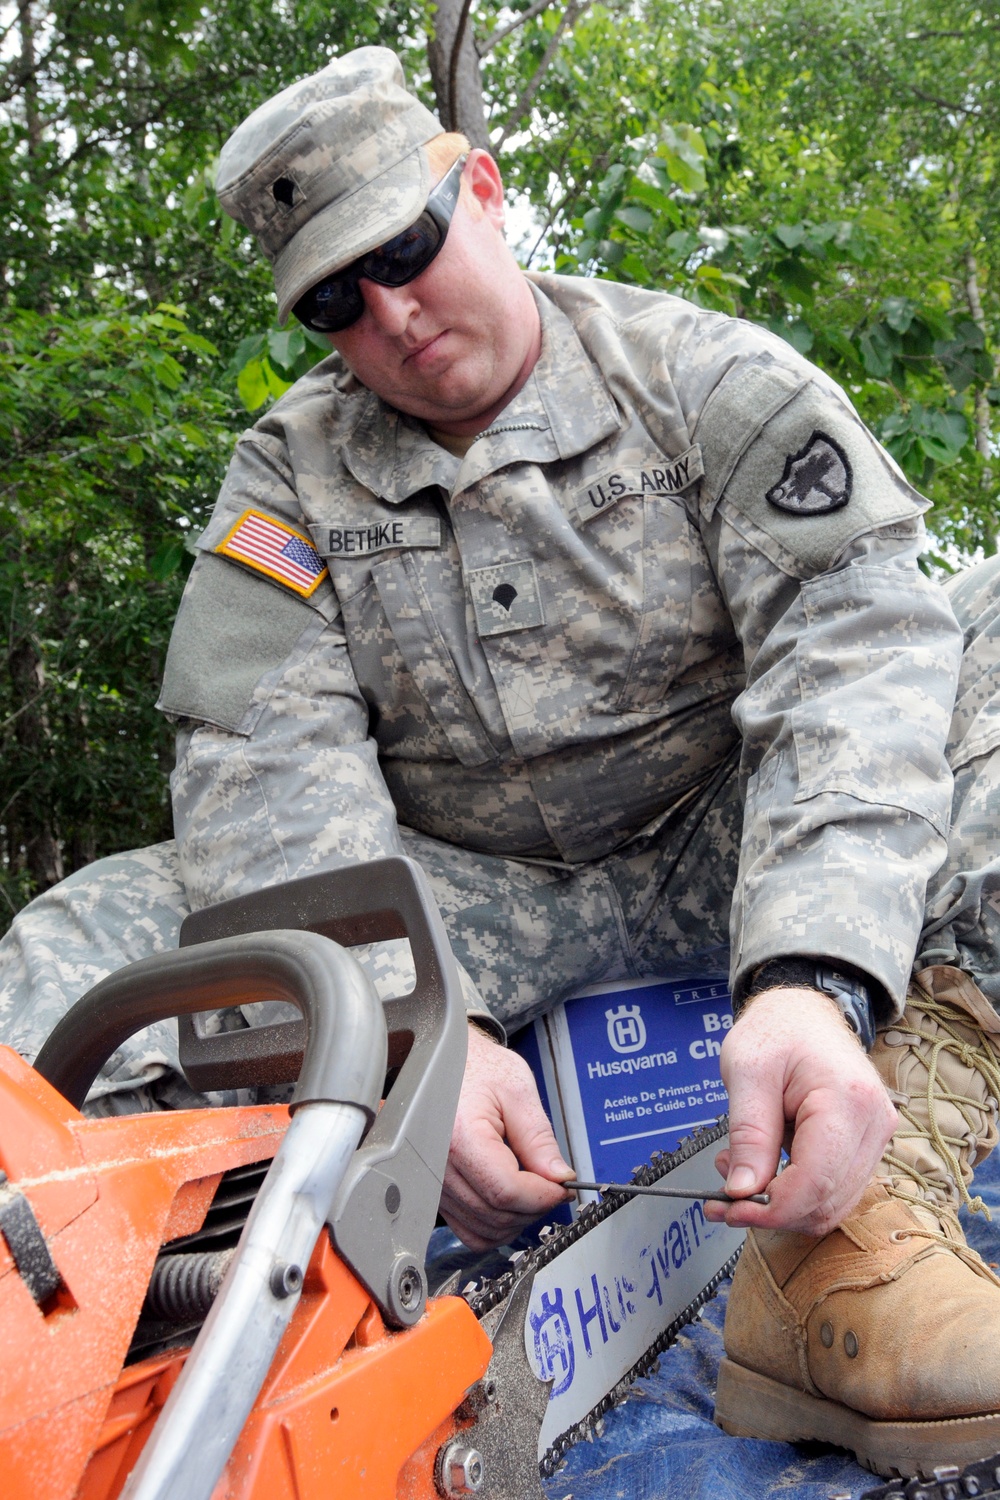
[844,1330,859,1358]
[820,1322,834,1348]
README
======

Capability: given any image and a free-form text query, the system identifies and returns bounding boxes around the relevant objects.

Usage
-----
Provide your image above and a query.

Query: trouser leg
[398,828,627,1031]
[917,554,1000,1004]
[608,749,742,981]
[0,826,631,1092]
[0,841,189,1097]
[398,748,743,1029]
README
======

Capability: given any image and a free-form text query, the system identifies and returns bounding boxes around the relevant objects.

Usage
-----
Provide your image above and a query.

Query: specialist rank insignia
[766,430,852,515]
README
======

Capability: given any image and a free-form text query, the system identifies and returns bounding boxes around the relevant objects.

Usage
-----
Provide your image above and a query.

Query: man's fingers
[503,1081,573,1182]
[441,1132,568,1248]
[764,1079,896,1233]
[443,1028,572,1248]
[718,1057,786,1198]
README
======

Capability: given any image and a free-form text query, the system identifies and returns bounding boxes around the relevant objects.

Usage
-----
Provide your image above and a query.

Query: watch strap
[743,957,877,1051]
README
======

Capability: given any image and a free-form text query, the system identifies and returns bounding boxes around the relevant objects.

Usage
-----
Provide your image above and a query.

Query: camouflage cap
[216,47,443,324]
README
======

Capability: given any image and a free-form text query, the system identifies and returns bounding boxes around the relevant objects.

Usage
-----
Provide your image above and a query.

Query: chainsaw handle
[33,929,387,1120]
[174,855,468,1327]
[175,853,457,1088]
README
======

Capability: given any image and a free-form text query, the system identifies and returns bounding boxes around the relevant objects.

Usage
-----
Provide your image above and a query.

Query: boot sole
[715,1357,1000,1478]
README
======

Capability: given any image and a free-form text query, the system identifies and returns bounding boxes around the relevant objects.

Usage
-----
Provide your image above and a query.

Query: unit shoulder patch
[216,509,328,598]
[766,430,852,516]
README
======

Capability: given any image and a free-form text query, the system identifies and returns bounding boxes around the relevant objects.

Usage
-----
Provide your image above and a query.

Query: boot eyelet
[819,1321,834,1348]
[889,1229,911,1244]
[844,1330,859,1358]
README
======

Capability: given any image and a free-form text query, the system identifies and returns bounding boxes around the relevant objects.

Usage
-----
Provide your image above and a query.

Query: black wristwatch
[743,957,878,1052]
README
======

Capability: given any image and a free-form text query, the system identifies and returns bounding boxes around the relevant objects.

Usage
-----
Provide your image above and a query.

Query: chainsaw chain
[861,1454,1000,1498]
[539,1243,740,1476]
[460,1117,739,1474]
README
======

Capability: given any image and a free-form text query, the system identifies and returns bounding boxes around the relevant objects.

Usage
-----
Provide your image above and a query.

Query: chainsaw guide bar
[460,1117,745,1479]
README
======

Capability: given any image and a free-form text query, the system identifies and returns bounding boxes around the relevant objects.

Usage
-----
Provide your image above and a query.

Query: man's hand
[440,1023,572,1250]
[703,986,897,1236]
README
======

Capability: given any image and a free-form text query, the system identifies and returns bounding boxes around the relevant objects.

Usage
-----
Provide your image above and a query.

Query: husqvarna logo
[606,1003,646,1054]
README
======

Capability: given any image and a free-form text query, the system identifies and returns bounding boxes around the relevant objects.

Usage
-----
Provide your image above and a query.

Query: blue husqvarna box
[512,975,733,1199]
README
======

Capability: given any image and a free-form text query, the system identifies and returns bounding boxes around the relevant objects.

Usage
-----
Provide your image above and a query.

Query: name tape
[312,517,442,558]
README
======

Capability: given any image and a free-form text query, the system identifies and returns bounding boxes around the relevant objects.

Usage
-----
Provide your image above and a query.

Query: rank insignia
[216,509,328,598]
[468,560,544,637]
[766,431,852,515]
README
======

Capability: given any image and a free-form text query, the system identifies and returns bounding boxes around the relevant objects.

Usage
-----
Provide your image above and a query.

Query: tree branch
[904,28,999,41]
[524,187,575,266]
[448,0,476,131]
[495,0,592,150]
[478,0,556,57]
[965,249,995,470]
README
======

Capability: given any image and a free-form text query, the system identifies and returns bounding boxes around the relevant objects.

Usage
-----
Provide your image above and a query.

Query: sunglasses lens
[293,274,364,332]
[364,213,442,286]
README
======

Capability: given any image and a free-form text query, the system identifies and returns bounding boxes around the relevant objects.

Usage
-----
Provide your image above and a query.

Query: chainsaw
[0,856,743,1499]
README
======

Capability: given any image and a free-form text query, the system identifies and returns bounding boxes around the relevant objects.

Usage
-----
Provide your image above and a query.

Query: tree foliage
[1,0,997,926]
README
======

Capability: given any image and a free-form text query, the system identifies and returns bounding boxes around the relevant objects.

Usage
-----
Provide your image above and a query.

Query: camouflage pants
[4,557,1000,1102]
[0,751,742,1102]
[916,553,1000,1001]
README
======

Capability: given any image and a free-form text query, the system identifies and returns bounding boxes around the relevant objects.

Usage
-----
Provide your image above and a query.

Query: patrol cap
[216,47,443,324]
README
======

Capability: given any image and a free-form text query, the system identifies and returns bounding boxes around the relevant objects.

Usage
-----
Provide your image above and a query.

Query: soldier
[4,45,1000,1476]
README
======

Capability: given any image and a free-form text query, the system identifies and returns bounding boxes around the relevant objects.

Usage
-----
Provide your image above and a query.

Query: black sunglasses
[292,155,468,333]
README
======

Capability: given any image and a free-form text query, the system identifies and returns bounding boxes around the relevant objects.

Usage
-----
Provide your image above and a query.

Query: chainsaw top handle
[172,856,470,1327]
[38,856,468,1329]
[33,926,388,1122]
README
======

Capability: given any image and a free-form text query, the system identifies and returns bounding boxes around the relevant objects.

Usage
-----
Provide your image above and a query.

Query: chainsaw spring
[144,1247,236,1324]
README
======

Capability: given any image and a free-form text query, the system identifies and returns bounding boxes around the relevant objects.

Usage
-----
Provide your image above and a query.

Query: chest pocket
[570,466,696,714]
[368,550,498,767]
[311,503,497,768]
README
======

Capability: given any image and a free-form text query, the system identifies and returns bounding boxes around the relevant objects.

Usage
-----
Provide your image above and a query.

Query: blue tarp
[431,1148,1000,1500]
[545,1152,1000,1500]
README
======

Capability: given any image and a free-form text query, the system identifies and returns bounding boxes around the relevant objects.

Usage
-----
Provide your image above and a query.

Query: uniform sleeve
[159,433,502,1036]
[693,360,964,1012]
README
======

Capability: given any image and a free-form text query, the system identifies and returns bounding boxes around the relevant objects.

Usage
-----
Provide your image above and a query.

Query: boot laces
[888,1222,1000,1286]
[880,988,1000,1227]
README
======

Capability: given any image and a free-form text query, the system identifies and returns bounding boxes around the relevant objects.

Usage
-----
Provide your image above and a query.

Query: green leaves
[657,124,709,195]
[231,326,331,413]
[879,404,970,474]
[0,295,236,919]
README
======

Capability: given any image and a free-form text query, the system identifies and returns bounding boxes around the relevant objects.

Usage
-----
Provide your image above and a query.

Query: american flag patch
[216,509,327,598]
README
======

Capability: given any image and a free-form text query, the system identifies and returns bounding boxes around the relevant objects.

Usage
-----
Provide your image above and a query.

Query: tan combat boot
[715,966,1000,1477]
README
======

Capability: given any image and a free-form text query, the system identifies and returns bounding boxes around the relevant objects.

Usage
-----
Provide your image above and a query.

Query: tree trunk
[9,638,63,890]
[427,0,492,150]
[965,251,997,555]
[17,0,42,155]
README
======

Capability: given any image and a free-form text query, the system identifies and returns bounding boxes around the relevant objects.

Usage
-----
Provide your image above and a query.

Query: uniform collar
[338,280,622,504]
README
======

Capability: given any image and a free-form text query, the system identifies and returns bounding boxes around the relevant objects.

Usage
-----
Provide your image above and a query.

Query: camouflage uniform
[918,552,1000,1006]
[161,275,961,1017]
[0,273,986,1096]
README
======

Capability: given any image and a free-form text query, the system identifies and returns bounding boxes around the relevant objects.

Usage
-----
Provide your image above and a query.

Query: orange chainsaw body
[0,1043,492,1499]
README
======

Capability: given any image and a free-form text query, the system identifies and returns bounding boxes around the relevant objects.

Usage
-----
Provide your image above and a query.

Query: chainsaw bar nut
[435,1441,485,1495]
